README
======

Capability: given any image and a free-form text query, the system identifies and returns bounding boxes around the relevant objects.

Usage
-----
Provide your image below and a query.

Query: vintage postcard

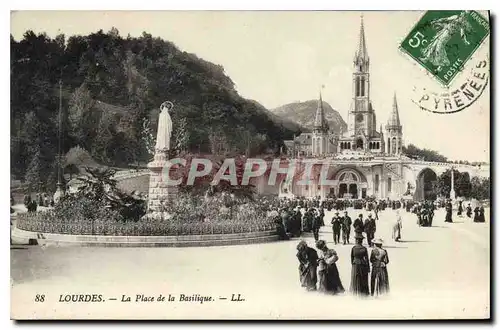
[10,10,490,320]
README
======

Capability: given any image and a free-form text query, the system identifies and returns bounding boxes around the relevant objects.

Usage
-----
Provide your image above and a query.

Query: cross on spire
[354,15,369,71]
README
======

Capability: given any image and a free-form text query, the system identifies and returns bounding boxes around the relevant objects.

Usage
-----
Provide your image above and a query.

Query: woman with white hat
[370,238,390,296]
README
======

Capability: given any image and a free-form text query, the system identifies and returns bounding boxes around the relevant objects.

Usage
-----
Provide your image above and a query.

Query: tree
[437,169,472,198]
[172,116,189,155]
[402,144,448,162]
[24,147,43,192]
[141,118,156,158]
[11,28,297,181]
[471,176,490,200]
[68,83,96,147]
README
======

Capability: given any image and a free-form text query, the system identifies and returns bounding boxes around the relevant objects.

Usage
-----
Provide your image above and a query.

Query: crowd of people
[296,235,389,297]
[263,194,487,297]
[23,193,54,213]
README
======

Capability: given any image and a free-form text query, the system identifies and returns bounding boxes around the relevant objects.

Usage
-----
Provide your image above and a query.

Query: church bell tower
[312,91,329,156]
[348,16,376,144]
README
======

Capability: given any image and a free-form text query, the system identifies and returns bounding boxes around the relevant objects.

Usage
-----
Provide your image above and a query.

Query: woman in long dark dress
[466,203,472,218]
[477,206,485,222]
[350,233,370,296]
[473,206,480,222]
[316,240,345,294]
[370,238,390,296]
[296,240,318,291]
[457,201,463,217]
[444,200,453,223]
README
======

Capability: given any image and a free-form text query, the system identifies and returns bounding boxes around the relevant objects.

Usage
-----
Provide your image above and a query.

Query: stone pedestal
[145,148,178,219]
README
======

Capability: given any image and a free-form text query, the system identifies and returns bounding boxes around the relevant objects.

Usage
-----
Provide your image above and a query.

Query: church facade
[276,18,436,201]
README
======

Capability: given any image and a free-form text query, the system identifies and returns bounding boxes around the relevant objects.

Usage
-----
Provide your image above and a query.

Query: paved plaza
[11,207,490,319]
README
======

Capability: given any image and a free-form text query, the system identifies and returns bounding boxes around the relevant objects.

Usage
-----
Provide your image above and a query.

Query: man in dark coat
[374,202,379,220]
[364,214,376,247]
[341,211,352,245]
[311,211,322,241]
[331,212,342,245]
[353,214,364,234]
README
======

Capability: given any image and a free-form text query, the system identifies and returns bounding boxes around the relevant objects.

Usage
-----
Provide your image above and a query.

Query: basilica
[284,18,403,159]
[273,18,450,201]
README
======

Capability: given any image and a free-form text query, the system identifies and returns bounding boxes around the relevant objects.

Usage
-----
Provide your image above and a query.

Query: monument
[146,101,178,219]
[450,166,456,200]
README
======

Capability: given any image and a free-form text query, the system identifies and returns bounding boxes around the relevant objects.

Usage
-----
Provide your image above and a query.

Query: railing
[16,212,275,236]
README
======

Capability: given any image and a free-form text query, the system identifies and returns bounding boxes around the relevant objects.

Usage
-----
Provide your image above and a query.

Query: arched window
[392,137,397,154]
[387,138,391,154]
[388,177,392,192]
[377,142,380,149]
[375,174,379,193]
[360,77,365,96]
[355,77,360,96]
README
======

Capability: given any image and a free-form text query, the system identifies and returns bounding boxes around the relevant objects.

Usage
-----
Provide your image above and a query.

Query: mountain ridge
[270,100,348,134]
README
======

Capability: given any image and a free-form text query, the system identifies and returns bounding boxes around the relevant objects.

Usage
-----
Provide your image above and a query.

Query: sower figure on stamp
[296,240,318,291]
[342,211,352,245]
[331,212,342,245]
[419,11,473,72]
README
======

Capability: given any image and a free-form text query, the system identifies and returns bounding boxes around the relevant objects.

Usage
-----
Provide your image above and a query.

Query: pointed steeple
[387,92,401,130]
[314,90,328,132]
[388,92,401,127]
[354,15,369,70]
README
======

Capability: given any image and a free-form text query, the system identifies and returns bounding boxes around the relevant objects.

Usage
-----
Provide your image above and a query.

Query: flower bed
[16,211,275,236]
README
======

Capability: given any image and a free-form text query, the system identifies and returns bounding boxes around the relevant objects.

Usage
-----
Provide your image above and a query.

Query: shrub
[16,192,275,236]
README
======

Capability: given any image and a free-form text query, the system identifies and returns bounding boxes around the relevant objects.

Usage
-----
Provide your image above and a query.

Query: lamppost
[53,78,66,203]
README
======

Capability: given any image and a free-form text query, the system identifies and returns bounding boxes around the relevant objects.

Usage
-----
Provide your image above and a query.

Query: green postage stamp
[400,10,490,86]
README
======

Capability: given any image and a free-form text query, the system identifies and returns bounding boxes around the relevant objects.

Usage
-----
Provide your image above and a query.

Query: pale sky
[10,11,490,162]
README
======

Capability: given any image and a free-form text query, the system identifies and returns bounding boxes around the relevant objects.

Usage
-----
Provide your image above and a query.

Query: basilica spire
[388,92,401,128]
[314,90,328,131]
[354,15,369,71]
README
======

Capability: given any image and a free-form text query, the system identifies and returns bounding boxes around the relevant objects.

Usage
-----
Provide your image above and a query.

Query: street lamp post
[53,78,66,203]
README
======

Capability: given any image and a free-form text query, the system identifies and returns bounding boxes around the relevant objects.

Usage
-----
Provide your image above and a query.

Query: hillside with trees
[11,28,301,192]
[402,144,448,162]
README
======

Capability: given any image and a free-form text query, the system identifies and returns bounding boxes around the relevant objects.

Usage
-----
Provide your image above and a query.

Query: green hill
[10,29,301,190]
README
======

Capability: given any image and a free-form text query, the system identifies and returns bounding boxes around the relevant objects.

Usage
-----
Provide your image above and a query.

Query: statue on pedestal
[145,101,178,220]
[156,101,173,154]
